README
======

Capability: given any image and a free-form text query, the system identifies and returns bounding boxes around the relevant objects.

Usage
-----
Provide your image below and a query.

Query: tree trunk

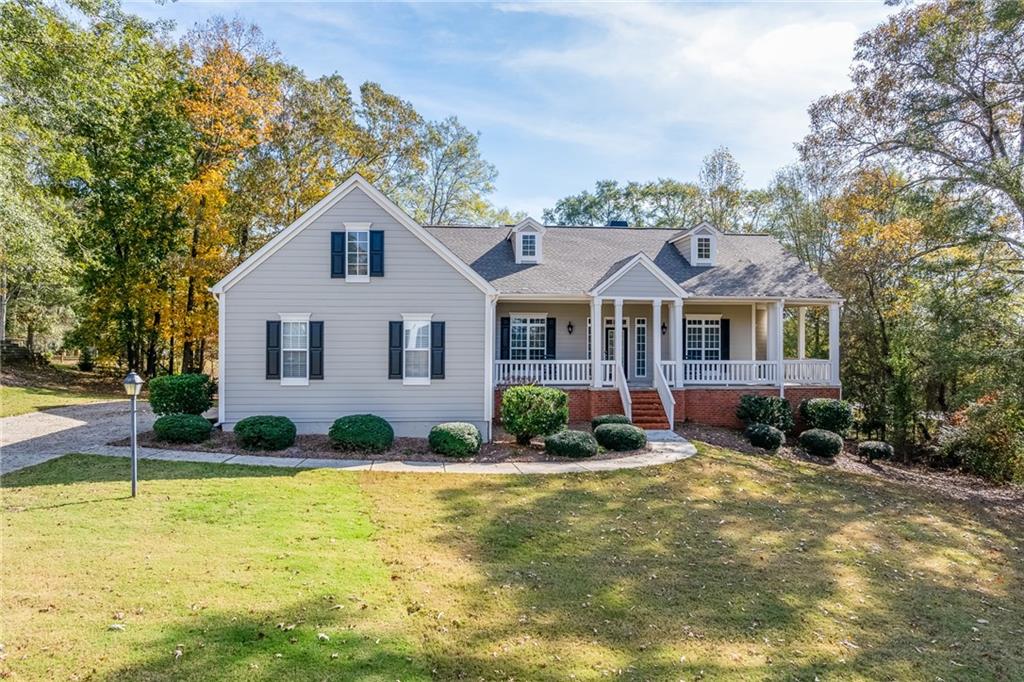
[145,312,160,377]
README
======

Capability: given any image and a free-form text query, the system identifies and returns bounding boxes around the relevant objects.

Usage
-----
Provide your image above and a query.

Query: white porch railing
[658,361,676,387]
[601,360,615,387]
[614,362,632,421]
[681,360,778,385]
[784,359,832,384]
[653,359,675,426]
[494,360,591,386]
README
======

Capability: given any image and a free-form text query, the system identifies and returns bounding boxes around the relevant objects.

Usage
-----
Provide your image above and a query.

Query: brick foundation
[494,385,840,429]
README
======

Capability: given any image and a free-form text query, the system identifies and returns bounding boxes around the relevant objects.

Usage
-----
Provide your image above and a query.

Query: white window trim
[603,316,630,362]
[344,222,371,283]
[516,232,541,264]
[684,314,722,361]
[690,232,716,266]
[401,313,433,386]
[279,313,311,386]
[635,317,648,378]
[509,313,548,361]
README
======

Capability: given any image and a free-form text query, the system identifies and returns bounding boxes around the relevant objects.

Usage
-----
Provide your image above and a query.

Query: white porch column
[797,306,807,360]
[483,294,497,440]
[774,301,785,393]
[828,302,840,385]
[651,298,662,379]
[613,298,624,375]
[591,297,602,388]
[673,299,684,384]
[750,303,757,361]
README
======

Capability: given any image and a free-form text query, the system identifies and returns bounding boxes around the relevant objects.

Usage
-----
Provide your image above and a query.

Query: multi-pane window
[686,317,721,361]
[520,233,537,258]
[403,318,431,384]
[696,236,712,261]
[635,318,647,377]
[510,315,546,360]
[282,320,308,381]
[347,230,369,278]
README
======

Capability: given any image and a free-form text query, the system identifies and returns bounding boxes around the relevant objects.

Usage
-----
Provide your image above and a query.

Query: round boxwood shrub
[149,373,216,416]
[153,413,212,444]
[500,385,569,445]
[736,394,794,432]
[329,414,395,453]
[234,415,296,451]
[545,430,599,459]
[745,423,785,451]
[858,440,894,463]
[799,398,854,435]
[591,413,631,430]
[594,423,647,452]
[799,428,844,458]
[429,422,481,458]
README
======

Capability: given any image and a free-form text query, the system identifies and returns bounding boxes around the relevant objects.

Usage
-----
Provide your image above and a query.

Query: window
[686,316,721,361]
[280,315,310,385]
[635,318,647,377]
[519,233,538,262]
[510,315,546,360]
[346,230,369,281]
[402,315,432,385]
[696,236,712,261]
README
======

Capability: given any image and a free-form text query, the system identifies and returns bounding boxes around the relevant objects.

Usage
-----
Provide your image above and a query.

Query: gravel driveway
[1,401,155,475]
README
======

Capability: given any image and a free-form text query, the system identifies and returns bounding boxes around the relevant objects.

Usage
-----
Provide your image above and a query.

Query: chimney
[607,220,629,228]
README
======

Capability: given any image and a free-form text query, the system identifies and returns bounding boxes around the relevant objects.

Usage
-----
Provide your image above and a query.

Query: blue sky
[126,1,894,217]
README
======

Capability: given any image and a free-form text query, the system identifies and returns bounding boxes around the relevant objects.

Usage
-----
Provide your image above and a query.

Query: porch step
[628,390,670,430]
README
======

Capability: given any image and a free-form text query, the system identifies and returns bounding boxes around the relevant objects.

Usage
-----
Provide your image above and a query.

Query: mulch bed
[677,423,1024,519]
[112,422,647,463]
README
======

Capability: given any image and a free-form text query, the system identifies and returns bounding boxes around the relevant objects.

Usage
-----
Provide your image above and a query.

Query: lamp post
[123,371,144,497]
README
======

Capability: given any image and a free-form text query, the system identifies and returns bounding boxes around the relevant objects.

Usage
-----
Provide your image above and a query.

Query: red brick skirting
[494,386,840,428]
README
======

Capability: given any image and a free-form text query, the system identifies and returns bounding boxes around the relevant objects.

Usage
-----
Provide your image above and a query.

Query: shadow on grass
[1,453,303,489]
[416,448,1024,679]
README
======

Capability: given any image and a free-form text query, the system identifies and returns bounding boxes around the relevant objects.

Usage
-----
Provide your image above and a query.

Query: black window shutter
[331,232,345,278]
[546,317,556,359]
[720,319,731,360]
[430,321,445,379]
[499,317,510,360]
[309,321,324,379]
[266,320,281,379]
[683,319,688,357]
[369,230,384,277]
[388,321,403,379]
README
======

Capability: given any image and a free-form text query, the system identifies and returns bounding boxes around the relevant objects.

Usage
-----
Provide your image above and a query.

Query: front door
[604,326,628,377]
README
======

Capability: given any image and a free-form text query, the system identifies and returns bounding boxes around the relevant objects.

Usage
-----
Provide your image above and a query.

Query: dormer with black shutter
[668,222,719,266]
[509,217,545,265]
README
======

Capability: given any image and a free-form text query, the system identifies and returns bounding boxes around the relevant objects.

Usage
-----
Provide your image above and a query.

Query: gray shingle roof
[426,225,839,299]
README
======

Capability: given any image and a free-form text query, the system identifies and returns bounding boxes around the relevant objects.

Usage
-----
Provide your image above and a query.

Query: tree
[803,0,1024,248]
[698,146,746,230]
[406,116,497,225]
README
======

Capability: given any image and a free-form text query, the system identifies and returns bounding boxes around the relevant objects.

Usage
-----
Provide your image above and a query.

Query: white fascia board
[210,174,496,296]
[588,253,688,298]
[667,221,721,244]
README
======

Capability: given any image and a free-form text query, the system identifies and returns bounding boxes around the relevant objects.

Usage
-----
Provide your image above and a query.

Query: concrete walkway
[81,430,696,475]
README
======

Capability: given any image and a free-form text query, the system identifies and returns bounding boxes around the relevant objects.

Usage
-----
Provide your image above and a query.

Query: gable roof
[426,225,840,299]
[211,174,496,295]
[589,252,688,298]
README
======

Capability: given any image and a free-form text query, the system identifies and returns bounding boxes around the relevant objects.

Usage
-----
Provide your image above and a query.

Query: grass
[3,445,1023,680]
[1,364,125,417]
[0,384,117,417]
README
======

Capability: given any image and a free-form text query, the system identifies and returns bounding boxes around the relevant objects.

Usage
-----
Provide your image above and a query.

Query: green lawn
[3,447,1023,680]
[0,384,117,417]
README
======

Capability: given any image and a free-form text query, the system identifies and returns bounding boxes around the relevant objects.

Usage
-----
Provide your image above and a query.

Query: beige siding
[683,304,756,361]
[222,187,487,437]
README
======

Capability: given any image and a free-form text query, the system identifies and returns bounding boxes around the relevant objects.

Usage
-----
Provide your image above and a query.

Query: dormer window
[696,236,711,261]
[512,217,545,264]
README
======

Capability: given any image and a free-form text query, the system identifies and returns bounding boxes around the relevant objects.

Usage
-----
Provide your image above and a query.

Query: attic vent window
[521,233,537,258]
[697,236,712,261]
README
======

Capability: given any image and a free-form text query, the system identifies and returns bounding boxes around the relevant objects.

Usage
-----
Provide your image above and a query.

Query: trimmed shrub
[429,422,481,458]
[149,373,215,416]
[234,415,296,451]
[745,423,785,451]
[545,430,598,459]
[800,398,854,435]
[329,414,395,453]
[858,440,894,463]
[594,423,647,451]
[501,385,569,445]
[153,413,212,444]
[591,414,631,430]
[736,394,794,432]
[799,428,843,458]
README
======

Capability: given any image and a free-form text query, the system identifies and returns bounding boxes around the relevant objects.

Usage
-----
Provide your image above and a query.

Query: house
[211,174,841,441]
